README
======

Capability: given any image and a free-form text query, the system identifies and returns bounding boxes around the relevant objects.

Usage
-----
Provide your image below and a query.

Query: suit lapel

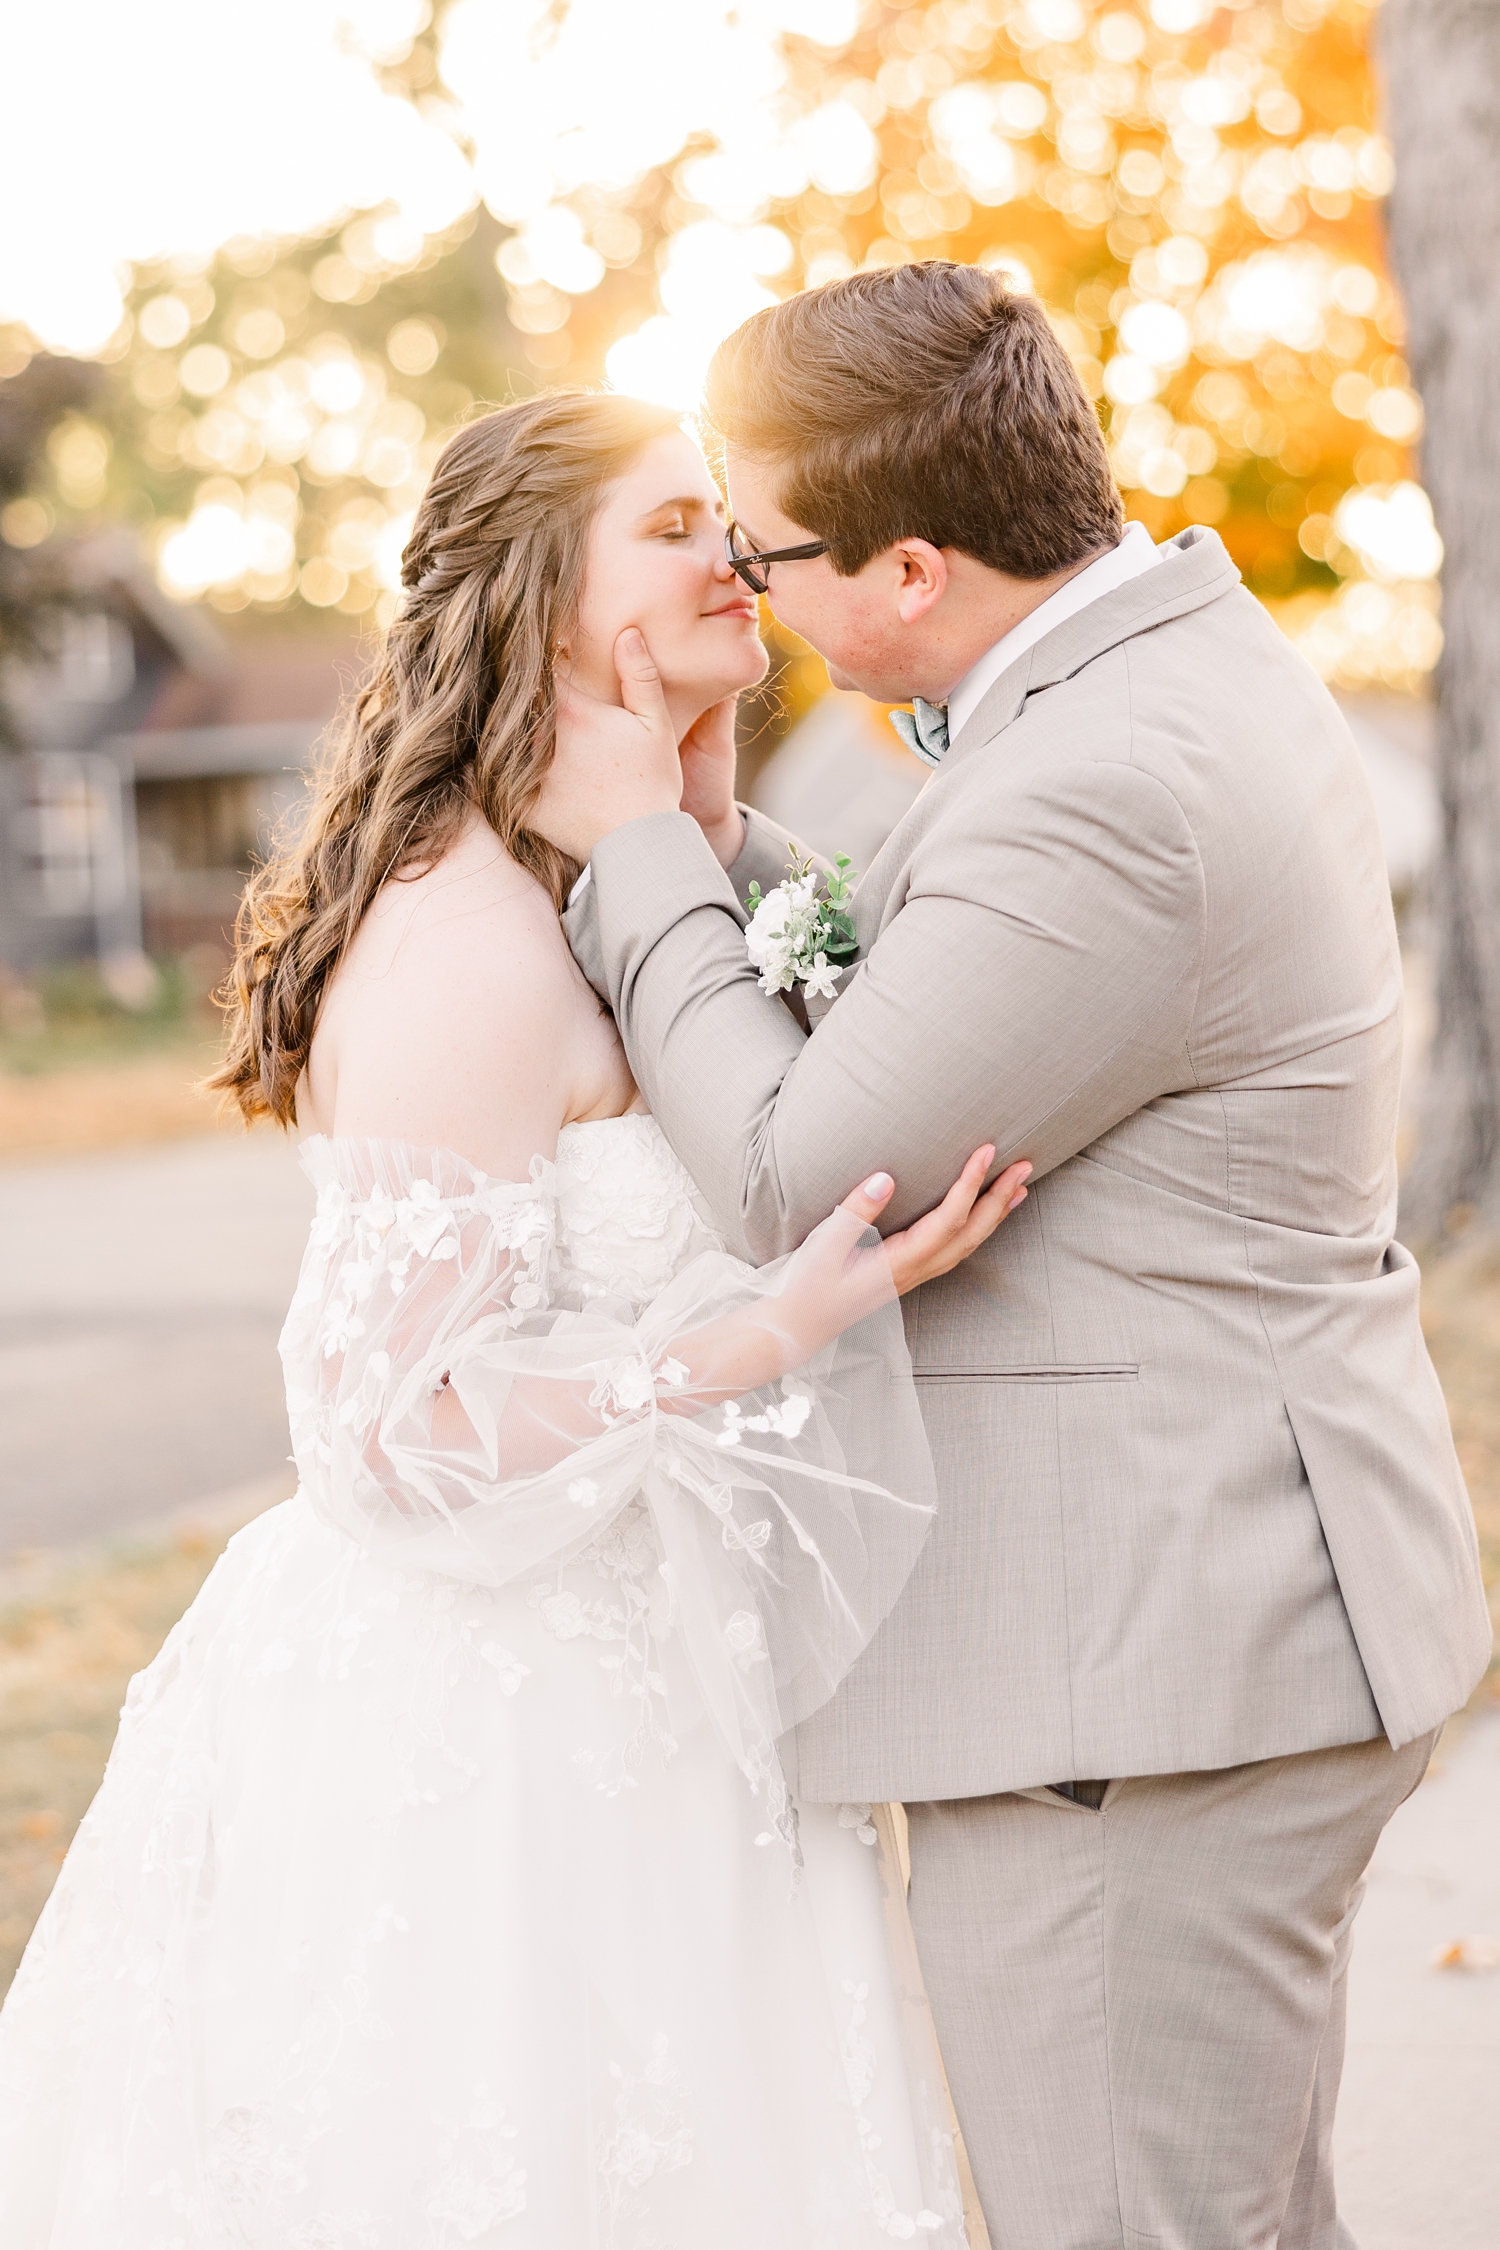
[943,525,1243,772]
[839,527,1243,955]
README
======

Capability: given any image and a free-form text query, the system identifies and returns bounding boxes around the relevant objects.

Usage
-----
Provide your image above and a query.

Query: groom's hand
[530,629,682,864]
[678,696,745,870]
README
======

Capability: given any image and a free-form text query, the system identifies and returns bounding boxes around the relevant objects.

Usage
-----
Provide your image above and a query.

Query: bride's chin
[725,641,772,693]
[669,651,770,706]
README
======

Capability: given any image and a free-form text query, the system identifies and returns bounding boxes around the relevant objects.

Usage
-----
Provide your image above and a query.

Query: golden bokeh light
[0,0,1435,687]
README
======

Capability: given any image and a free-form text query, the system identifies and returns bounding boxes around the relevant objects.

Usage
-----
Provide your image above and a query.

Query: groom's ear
[893,540,949,626]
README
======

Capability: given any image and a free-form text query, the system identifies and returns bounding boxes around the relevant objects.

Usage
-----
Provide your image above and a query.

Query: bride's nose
[710,544,737,582]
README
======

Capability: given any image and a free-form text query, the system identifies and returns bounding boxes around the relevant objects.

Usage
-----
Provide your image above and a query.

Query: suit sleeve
[567,762,1206,1261]
[727,805,825,894]
[562,806,825,1000]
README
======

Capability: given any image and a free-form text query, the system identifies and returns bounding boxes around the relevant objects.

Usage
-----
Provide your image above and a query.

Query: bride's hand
[667,1147,1030,1400]
[678,695,745,870]
[846,1146,1031,1295]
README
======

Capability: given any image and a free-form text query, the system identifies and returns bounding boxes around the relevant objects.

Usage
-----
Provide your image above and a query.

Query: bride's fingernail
[862,1172,893,1198]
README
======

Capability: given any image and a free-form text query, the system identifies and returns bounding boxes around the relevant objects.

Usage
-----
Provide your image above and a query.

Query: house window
[52,611,136,704]
[15,753,129,917]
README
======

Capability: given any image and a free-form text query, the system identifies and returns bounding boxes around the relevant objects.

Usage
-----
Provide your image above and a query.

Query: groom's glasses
[724,521,828,595]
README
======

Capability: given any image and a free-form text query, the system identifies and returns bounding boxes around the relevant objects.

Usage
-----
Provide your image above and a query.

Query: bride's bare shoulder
[305,816,620,1162]
[361,817,572,981]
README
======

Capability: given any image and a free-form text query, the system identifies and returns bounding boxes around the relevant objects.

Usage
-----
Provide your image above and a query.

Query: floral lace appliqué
[598,2033,693,2250]
[837,1981,949,2242]
[304,1169,553,1368]
[427,2081,527,2242]
[529,1497,677,1795]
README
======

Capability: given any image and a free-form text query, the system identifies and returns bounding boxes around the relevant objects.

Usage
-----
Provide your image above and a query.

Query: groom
[541,263,1491,2247]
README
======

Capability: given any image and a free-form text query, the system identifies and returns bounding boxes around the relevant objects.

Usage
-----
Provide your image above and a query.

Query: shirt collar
[944,520,1164,748]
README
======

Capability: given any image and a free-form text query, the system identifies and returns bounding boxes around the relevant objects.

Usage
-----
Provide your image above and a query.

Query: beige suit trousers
[904,1729,1436,2250]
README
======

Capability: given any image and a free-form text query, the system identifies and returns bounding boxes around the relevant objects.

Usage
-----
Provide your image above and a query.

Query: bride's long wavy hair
[209,389,682,1127]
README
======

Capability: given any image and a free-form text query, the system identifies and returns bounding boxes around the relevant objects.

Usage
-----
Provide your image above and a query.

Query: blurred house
[0,537,351,984]
[118,633,348,962]
[751,685,1439,908]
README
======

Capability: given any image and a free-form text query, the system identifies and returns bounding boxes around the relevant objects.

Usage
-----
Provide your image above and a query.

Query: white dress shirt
[944,519,1163,748]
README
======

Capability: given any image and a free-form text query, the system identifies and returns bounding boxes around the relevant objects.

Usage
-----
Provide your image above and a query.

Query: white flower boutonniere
[744,850,859,1002]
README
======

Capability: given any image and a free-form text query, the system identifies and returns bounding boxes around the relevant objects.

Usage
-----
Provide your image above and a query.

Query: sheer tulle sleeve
[282,1138,936,1863]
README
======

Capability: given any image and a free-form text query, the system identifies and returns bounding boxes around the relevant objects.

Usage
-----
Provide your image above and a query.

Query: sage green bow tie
[887,696,949,767]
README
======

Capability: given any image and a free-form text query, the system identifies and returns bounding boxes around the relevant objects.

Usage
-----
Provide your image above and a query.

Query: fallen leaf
[1430,1935,1500,1972]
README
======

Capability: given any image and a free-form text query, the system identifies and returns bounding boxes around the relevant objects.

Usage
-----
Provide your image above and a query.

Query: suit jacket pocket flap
[912,1362,1140,1382]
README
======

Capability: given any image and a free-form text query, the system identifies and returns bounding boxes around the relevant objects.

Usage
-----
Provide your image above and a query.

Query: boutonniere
[744,850,859,1002]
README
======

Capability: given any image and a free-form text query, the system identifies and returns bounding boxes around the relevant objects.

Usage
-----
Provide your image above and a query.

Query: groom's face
[724,449,947,702]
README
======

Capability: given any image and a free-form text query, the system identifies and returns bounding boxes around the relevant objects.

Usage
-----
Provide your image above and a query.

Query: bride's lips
[703,598,759,622]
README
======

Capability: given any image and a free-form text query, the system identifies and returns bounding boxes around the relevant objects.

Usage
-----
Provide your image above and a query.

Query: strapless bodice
[551,1114,723,1308]
[295,1113,722,1321]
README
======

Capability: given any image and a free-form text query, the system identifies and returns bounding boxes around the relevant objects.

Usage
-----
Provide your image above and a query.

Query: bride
[0,392,1028,2248]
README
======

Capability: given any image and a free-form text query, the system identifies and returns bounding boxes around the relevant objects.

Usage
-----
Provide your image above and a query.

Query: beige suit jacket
[563,527,1491,1800]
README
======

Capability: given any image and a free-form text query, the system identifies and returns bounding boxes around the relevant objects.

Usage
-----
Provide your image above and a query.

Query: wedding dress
[0,1114,967,2249]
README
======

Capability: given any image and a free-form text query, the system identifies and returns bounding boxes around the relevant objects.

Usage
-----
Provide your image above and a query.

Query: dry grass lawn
[0,951,238,1164]
[0,1524,233,1996]
[0,1040,229,1162]
[1420,1235,1500,1668]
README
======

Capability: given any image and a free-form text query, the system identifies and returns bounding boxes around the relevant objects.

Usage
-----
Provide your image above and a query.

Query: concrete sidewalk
[0,1131,312,1555]
[1336,1706,1500,2249]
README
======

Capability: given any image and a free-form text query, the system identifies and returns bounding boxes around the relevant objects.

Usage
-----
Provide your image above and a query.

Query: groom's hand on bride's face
[531,628,684,865]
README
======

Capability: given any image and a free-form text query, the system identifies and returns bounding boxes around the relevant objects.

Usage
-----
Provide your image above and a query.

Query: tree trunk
[1381,0,1500,1240]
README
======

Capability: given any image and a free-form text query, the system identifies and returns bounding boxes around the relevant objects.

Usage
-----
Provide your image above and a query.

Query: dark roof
[137,639,359,734]
[66,534,365,778]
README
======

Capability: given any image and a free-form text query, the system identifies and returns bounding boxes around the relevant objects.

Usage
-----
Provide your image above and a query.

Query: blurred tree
[470,0,1435,743]
[1382,0,1500,1239]
[758,0,1430,689]
[105,211,514,630]
[0,206,665,640]
[0,354,104,738]
[0,0,1436,724]
[530,0,1438,709]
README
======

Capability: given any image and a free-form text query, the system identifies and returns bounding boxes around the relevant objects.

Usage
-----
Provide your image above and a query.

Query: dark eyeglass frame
[724,522,828,594]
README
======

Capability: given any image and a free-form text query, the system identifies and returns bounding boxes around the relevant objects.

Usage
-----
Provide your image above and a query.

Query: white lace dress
[0,1117,966,2249]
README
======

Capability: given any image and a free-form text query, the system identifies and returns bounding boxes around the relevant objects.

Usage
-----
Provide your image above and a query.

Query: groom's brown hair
[704,260,1123,579]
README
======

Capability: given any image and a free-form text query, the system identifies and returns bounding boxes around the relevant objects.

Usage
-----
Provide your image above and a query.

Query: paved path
[1336,1707,1500,2248]
[0,1132,312,1555]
